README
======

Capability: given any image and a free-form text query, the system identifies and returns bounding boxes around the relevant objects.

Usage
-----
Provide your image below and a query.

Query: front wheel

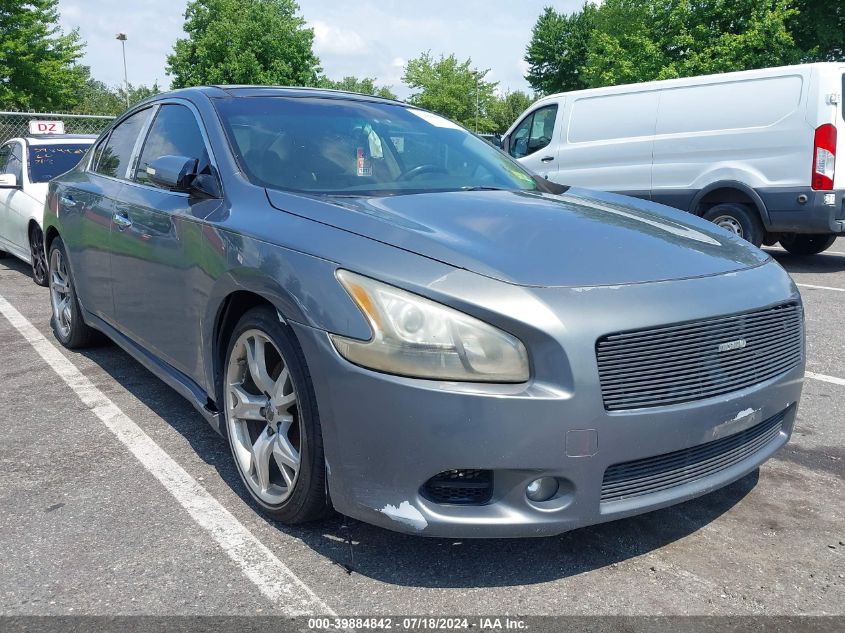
[223,306,330,524]
[702,203,764,247]
[48,238,99,349]
[779,233,837,256]
[30,225,48,287]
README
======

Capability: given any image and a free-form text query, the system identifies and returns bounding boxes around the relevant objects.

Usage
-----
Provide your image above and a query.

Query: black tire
[0,249,7,259]
[222,306,331,524]
[29,225,48,287]
[702,203,764,247]
[779,233,837,256]
[48,237,99,349]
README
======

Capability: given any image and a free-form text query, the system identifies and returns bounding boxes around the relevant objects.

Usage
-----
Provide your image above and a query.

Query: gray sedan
[43,87,804,537]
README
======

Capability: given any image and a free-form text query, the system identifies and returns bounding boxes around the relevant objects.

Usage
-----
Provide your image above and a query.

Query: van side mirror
[146,155,198,192]
[0,174,19,188]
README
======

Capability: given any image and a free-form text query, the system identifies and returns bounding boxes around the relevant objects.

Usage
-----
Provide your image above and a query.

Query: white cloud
[311,20,369,56]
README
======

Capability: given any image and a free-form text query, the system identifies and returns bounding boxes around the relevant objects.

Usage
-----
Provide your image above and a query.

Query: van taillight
[812,124,836,190]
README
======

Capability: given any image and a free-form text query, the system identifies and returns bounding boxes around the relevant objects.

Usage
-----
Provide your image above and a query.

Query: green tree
[317,75,397,99]
[585,0,802,87]
[525,4,596,95]
[402,52,498,131]
[167,0,321,88]
[74,77,161,115]
[789,0,845,61]
[489,90,536,134]
[0,0,87,110]
[525,0,807,92]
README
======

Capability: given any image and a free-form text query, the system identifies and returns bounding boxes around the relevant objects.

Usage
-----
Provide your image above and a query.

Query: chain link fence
[0,111,114,144]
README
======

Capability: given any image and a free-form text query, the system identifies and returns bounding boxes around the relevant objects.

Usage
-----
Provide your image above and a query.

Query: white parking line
[806,371,845,387]
[797,283,845,292]
[0,295,334,617]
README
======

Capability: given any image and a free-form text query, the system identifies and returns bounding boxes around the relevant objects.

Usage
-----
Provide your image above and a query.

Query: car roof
[24,134,97,145]
[160,85,406,106]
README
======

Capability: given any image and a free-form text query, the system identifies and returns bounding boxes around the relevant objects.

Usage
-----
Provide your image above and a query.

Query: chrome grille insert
[596,303,802,411]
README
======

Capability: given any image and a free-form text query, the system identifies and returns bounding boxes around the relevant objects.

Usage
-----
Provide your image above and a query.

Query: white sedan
[0,134,95,285]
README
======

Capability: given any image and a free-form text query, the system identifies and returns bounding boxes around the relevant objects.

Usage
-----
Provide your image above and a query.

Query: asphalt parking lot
[0,239,843,617]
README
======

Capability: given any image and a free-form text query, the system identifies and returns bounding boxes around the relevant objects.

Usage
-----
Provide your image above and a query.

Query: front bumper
[758,187,845,234]
[293,261,803,538]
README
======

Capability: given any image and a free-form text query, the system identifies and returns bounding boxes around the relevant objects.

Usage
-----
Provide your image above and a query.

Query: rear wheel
[779,233,837,256]
[29,225,48,286]
[223,306,330,524]
[48,237,98,349]
[702,203,764,247]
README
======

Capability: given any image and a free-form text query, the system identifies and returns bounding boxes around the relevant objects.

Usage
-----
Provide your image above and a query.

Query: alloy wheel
[30,228,48,285]
[226,329,301,505]
[49,248,72,339]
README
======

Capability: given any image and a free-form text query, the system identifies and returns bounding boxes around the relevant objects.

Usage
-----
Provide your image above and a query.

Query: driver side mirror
[0,174,19,188]
[146,155,198,192]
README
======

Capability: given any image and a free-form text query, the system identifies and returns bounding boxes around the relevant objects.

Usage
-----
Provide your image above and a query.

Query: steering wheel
[399,164,450,181]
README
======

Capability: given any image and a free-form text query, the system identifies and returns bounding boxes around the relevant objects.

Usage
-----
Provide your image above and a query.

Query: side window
[509,105,558,158]
[509,113,534,159]
[95,108,152,179]
[6,143,23,182]
[0,144,13,174]
[135,104,211,187]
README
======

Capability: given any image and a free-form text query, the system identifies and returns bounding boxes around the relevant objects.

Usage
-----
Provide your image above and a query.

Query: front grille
[421,469,493,505]
[601,409,786,503]
[596,303,802,411]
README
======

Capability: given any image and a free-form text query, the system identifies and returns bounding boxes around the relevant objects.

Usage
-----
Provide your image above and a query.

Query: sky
[57,0,583,99]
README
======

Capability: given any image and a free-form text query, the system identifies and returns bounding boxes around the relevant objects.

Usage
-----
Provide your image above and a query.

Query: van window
[509,104,558,158]
[568,91,659,143]
[656,76,802,135]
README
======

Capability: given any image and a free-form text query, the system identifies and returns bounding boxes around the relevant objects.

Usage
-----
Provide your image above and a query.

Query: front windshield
[214,96,538,196]
[28,144,90,183]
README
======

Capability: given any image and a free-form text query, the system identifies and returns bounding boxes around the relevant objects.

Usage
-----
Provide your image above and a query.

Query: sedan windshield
[28,144,90,183]
[214,96,538,195]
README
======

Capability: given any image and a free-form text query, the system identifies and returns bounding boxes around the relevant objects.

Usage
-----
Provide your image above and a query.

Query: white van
[503,62,844,254]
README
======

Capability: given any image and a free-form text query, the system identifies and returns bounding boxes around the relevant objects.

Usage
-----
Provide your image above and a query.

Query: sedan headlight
[331,270,529,382]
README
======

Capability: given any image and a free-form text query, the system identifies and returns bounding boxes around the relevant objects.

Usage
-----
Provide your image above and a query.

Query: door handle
[112,212,132,230]
[540,156,554,163]
[59,195,77,208]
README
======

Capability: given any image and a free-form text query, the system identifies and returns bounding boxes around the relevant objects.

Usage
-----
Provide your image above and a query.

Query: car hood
[265,186,770,288]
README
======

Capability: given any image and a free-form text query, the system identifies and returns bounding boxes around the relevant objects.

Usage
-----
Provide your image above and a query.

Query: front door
[110,103,221,382]
[507,103,561,180]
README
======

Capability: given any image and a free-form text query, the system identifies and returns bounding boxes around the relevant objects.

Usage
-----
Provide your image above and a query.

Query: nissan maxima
[43,87,804,537]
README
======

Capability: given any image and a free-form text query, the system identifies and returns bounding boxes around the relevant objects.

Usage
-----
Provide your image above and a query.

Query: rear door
[110,101,222,381]
[62,107,154,322]
[506,103,561,179]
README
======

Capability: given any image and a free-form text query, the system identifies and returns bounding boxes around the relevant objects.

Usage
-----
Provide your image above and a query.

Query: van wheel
[779,233,837,256]
[702,203,764,247]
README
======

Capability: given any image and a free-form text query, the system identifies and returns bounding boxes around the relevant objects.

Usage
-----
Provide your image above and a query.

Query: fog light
[526,477,559,502]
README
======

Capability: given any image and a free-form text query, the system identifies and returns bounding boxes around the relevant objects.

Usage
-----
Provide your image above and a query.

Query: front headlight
[330,270,529,382]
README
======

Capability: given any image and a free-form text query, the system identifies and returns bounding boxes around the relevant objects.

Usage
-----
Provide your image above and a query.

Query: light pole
[116,33,129,107]
[474,71,480,133]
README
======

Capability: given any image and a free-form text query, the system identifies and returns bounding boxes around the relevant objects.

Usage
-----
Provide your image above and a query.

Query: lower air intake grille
[601,409,786,504]
[422,469,493,505]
